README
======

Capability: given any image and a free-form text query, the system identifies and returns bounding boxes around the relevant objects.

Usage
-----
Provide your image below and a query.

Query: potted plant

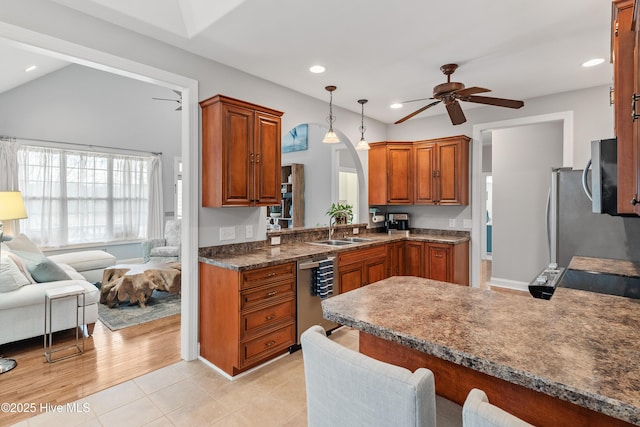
[326,202,353,224]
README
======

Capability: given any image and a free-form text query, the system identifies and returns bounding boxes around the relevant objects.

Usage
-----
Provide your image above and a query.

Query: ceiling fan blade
[454,86,491,97]
[400,96,435,104]
[152,97,179,102]
[446,100,466,125]
[173,89,182,96]
[463,95,524,109]
[394,100,441,124]
[176,106,182,111]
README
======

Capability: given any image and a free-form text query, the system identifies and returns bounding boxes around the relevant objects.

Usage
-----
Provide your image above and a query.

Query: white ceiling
[1,0,613,124]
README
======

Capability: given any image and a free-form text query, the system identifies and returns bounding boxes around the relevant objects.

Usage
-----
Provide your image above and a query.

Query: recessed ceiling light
[390,103,403,109]
[309,65,326,74]
[24,65,37,72]
[582,58,605,67]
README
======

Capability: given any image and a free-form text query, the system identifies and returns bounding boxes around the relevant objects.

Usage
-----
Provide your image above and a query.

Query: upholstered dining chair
[300,325,439,427]
[462,388,533,427]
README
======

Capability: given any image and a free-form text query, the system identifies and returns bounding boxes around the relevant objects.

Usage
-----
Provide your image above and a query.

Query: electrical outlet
[220,226,235,241]
[271,236,281,245]
[463,219,472,228]
[353,228,359,235]
[245,225,253,238]
[449,219,456,227]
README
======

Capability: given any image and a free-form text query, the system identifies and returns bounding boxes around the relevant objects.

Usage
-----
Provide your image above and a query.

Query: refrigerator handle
[546,186,551,264]
[582,159,593,201]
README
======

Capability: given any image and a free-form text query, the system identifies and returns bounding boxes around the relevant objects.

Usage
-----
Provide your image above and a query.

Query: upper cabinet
[368,136,470,206]
[200,94,284,207]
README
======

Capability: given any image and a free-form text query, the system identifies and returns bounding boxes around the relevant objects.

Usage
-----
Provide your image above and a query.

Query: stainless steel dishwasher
[292,255,339,351]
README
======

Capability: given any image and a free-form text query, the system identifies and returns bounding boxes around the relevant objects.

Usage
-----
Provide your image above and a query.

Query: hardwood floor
[0,315,181,426]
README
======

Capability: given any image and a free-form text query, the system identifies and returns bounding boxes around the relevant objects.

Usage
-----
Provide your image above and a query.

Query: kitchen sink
[338,237,372,243]
[307,240,354,246]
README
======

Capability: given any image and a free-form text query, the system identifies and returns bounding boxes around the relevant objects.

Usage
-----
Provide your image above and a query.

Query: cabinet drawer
[241,279,295,310]
[241,323,295,368]
[241,298,295,336]
[338,245,387,266]
[241,262,296,289]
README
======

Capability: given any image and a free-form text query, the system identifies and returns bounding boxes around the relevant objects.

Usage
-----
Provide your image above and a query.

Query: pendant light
[322,85,340,143]
[355,99,370,151]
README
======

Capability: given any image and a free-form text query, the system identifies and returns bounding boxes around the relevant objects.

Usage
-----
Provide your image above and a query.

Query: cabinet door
[405,241,424,277]
[426,243,452,282]
[221,103,254,205]
[414,143,436,204]
[338,263,363,294]
[387,242,406,277]
[368,144,388,205]
[364,256,387,286]
[437,139,469,205]
[254,112,281,206]
[613,0,639,214]
[387,145,413,204]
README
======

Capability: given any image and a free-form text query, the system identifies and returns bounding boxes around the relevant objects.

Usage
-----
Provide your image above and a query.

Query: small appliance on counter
[386,213,410,234]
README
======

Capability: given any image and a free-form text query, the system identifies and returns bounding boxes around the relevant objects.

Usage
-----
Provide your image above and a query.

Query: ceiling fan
[152,90,182,111]
[394,64,524,126]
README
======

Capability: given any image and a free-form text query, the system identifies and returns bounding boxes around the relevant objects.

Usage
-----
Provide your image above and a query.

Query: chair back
[462,389,533,427]
[301,325,437,427]
[164,219,181,247]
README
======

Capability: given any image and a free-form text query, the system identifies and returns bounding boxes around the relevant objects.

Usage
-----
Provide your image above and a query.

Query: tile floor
[11,328,462,427]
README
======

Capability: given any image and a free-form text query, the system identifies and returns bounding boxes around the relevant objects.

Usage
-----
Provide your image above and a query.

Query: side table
[44,285,86,363]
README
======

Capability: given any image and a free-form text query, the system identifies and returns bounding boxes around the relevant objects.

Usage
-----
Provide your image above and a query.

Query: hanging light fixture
[322,85,340,143]
[355,99,370,151]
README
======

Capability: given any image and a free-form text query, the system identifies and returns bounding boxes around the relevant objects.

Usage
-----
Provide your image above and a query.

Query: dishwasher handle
[298,257,335,270]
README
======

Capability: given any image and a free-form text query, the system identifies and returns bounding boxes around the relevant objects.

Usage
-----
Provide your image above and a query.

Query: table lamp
[0,191,28,374]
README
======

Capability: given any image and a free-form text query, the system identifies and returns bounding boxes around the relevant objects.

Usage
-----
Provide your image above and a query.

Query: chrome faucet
[328,209,351,240]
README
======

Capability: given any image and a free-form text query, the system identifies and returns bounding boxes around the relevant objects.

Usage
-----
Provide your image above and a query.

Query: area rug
[95,283,181,331]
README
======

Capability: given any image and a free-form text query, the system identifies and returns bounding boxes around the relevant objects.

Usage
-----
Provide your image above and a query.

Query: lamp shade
[0,191,28,221]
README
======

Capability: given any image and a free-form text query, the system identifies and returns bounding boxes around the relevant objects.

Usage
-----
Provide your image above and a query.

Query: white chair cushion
[150,246,179,257]
[462,389,533,427]
[49,250,116,272]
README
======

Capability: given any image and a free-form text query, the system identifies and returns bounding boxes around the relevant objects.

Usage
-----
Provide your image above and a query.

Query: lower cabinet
[337,245,388,293]
[199,261,296,376]
[388,241,406,277]
[403,240,469,286]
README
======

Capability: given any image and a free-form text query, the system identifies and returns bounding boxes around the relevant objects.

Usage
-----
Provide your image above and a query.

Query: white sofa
[0,236,103,346]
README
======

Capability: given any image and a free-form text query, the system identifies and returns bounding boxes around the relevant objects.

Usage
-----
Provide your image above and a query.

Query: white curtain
[111,154,149,241]
[146,155,164,239]
[0,139,22,235]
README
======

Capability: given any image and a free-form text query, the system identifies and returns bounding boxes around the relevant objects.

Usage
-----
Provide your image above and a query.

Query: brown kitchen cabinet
[403,240,469,285]
[369,137,470,206]
[387,241,406,276]
[199,261,296,376]
[200,94,283,207]
[337,245,388,293]
[404,241,424,277]
[368,142,414,205]
[414,135,470,205]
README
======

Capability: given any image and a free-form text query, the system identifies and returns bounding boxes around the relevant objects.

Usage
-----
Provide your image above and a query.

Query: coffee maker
[386,213,410,232]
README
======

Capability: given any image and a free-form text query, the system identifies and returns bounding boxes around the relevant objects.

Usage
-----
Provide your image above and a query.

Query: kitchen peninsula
[322,277,640,427]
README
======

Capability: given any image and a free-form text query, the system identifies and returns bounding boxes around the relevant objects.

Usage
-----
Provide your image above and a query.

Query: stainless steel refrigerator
[548,168,640,267]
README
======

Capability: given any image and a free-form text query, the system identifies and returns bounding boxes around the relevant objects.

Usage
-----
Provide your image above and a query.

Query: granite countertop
[569,256,640,278]
[199,231,469,271]
[322,277,640,425]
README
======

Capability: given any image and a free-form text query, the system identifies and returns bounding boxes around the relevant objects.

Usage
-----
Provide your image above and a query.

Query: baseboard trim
[489,277,529,293]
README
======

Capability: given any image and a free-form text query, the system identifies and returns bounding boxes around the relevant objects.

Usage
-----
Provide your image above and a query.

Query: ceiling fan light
[322,130,340,143]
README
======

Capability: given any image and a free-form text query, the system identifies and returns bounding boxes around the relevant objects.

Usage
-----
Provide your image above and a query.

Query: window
[17,145,151,247]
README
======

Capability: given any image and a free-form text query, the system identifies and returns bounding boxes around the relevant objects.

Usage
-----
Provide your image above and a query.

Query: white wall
[491,122,563,289]
[0,0,387,247]
[0,64,181,218]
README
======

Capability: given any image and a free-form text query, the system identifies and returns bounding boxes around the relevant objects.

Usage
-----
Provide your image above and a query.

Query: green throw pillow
[27,257,71,283]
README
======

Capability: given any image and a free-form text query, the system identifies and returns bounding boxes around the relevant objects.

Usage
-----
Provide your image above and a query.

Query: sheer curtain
[0,139,22,235]
[147,155,164,239]
[17,145,154,247]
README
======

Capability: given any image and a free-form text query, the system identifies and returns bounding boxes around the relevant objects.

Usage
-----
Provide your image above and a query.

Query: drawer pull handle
[266,291,278,297]
[265,314,276,321]
[265,340,276,347]
[265,272,277,278]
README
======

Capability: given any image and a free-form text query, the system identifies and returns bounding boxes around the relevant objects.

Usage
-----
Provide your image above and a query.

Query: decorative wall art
[282,124,308,153]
